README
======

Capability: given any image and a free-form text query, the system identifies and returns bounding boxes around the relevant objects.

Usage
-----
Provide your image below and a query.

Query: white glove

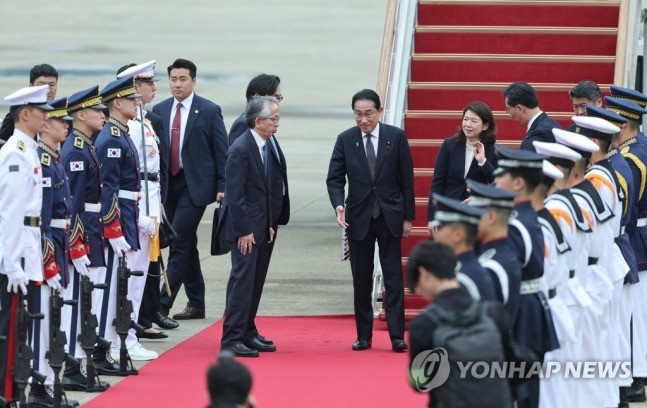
[109,236,131,257]
[7,270,28,294]
[138,215,156,235]
[72,255,91,277]
[46,274,63,292]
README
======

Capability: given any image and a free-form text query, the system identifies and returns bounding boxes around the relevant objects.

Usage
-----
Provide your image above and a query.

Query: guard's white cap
[3,85,53,110]
[542,160,564,180]
[117,60,159,81]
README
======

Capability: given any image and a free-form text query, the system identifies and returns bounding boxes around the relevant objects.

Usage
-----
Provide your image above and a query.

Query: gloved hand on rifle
[7,269,28,294]
[109,236,131,257]
[46,274,63,292]
[71,254,91,277]
[138,215,156,236]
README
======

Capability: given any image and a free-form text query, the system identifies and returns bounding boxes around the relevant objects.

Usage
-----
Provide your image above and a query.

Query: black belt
[588,257,599,266]
[24,216,40,227]
[548,288,557,299]
[140,172,160,182]
[569,270,575,279]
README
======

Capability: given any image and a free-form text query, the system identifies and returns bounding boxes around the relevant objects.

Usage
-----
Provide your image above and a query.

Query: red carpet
[82,316,427,407]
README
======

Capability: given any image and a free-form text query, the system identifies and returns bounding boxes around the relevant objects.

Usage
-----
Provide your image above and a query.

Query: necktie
[262,142,269,177]
[365,134,380,218]
[170,102,182,176]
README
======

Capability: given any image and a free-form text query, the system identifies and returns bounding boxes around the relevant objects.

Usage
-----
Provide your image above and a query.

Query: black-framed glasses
[274,94,284,102]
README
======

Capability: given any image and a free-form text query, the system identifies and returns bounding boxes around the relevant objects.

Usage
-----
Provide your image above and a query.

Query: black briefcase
[159,209,177,249]
[211,202,230,256]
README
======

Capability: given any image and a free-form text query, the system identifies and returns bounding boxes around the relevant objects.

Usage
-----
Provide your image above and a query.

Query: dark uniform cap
[47,97,73,121]
[604,96,647,122]
[100,75,142,103]
[610,85,647,108]
[585,104,628,128]
[465,179,517,209]
[492,145,546,176]
[430,193,487,228]
[571,115,620,142]
[67,86,108,113]
[3,85,53,111]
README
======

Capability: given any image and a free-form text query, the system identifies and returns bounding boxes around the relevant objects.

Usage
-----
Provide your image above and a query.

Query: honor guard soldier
[32,97,82,408]
[60,86,116,385]
[429,193,496,300]
[114,60,164,358]
[0,86,54,405]
[572,114,637,406]
[605,96,647,399]
[465,179,522,322]
[535,140,594,407]
[553,128,619,407]
[493,145,559,408]
[610,85,647,141]
[94,75,143,368]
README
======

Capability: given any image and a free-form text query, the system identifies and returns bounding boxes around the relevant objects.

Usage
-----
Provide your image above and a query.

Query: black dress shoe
[172,306,205,320]
[63,365,110,392]
[28,384,79,407]
[93,351,121,376]
[221,343,259,358]
[153,311,179,329]
[391,339,408,352]
[627,378,646,402]
[256,334,274,345]
[138,330,168,339]
[352,340,372,351]
[244,337,277,352]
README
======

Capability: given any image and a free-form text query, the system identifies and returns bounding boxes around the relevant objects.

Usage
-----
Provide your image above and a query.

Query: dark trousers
[0,274,18,401]
[138,260,161,329]
[347,214,405,341]
[161,171,207,310]
[221,237,271,348]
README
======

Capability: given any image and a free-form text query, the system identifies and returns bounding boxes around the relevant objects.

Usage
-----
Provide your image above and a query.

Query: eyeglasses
[505,105,517,114]
[263,116,280,124]
[274,94,284,102]
[354,111,377,120]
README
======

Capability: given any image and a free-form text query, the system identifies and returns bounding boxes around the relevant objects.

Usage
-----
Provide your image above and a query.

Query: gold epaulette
[74,136,84,149]
[41,152,51,167]
[110,126,121,137]
[17,140,26,152]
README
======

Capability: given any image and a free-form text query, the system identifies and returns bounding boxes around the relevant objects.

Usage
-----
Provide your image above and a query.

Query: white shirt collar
[362,123,380,138]
[173,92,194,111]
[527,110,543,131]
[250,129,266,148]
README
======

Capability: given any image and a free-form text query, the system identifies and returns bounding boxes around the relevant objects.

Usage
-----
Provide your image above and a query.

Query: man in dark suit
[326,89,415,352]
[502,81,561,152]
[219,96,279,357]
[227,75,289,349]
[153,58,228,320]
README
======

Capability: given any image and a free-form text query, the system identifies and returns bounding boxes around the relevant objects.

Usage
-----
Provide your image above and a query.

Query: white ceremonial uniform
[544,194,592,406]
[538,218,574,408]
[123,109,162,350]
[586,166,631,401]
[0,130,43,281]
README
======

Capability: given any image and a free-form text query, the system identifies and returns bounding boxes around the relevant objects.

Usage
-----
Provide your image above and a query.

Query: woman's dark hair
[454,101,497,148]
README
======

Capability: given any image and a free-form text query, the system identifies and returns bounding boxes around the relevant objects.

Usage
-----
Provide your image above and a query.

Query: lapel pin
[195,109,199,114]
[355,142,359,147]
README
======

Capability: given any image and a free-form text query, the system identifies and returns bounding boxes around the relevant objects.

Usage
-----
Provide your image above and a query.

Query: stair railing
[615,0,642,87]
[377,0,417,128]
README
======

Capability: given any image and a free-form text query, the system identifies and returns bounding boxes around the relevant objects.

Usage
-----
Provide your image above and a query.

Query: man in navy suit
[326,89,415,352]
[503,81,561,152]
[153,58,228,320]
[219,96,278,357]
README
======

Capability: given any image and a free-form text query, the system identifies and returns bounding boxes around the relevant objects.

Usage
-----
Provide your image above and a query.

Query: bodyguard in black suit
[326,89,415,352]
[219,96,279,357]
[502,81,561,152]
[153,59,228,320]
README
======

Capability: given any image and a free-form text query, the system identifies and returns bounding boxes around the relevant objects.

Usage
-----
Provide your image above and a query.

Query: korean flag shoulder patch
[107,148,121,158]
[42,177,51,187]
[70,161,84,172]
